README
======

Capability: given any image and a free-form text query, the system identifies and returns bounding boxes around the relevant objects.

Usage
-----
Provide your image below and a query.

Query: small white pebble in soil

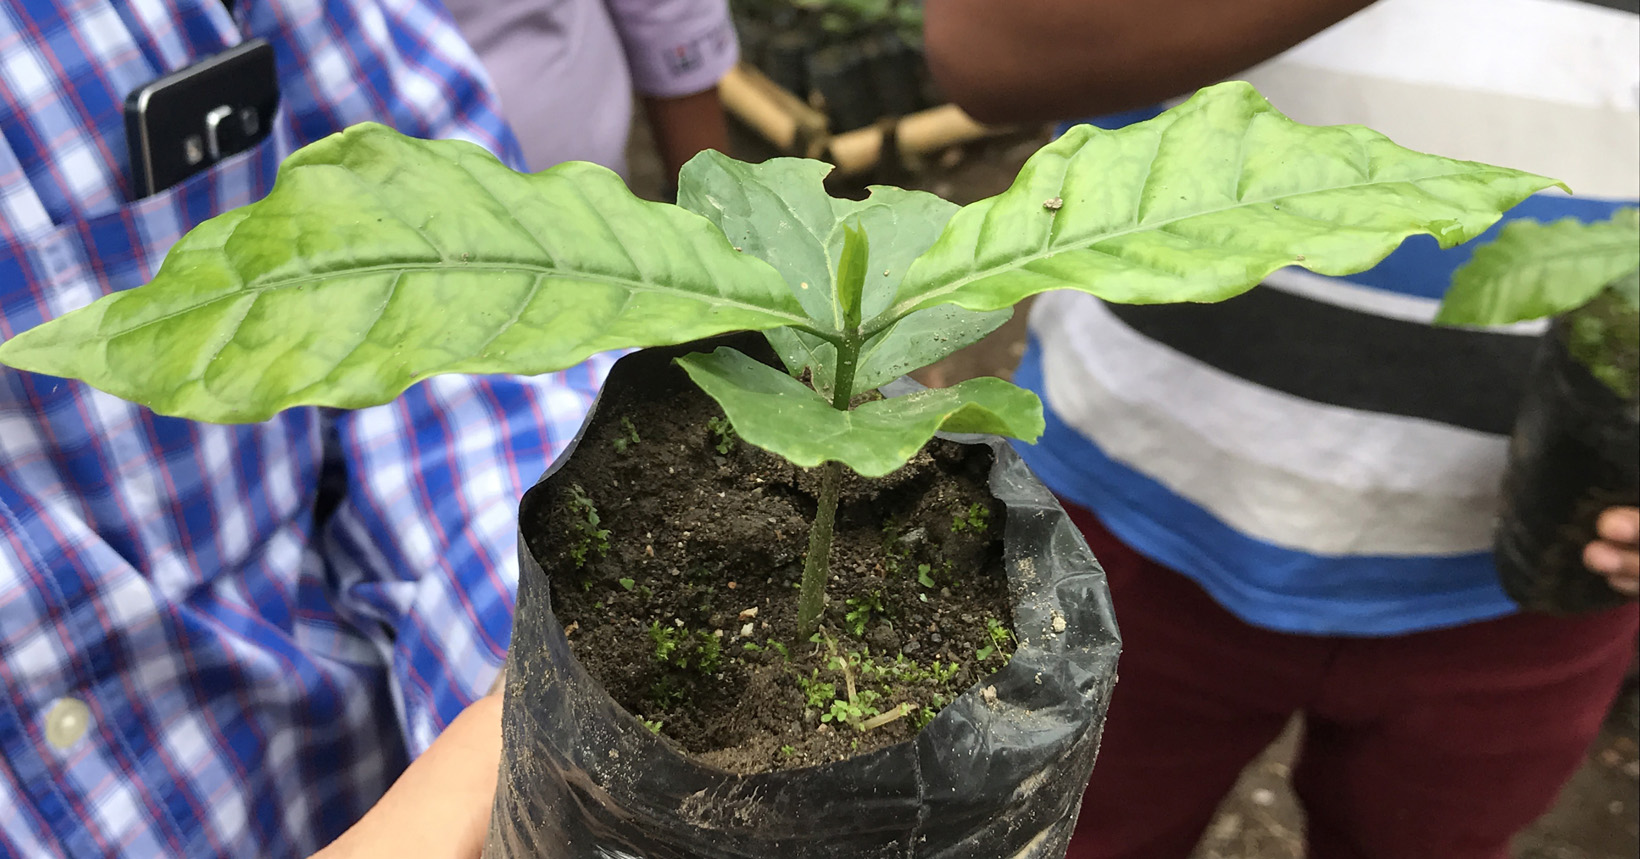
[740,623,755,637]
[644,545,654,557]
[739,607,759,620]
[563,621,579,637]
[727,581,737,589]
[1250,788,1276,807]
[1034,673,1042,685]
[1051,612,1067,634]
[609,750,619,760]
[674,618,684,627]
[982,686,998,704]
[713,629,724,638]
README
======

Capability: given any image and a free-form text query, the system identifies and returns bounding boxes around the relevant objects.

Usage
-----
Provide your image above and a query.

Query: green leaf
[837,220,869,331]
[1435,208,1640,326]
[677,153,1009,395]
[674,347,1043,478]
[0,123,804,423]
[875,80,1562,332]
[853,304,1011,393]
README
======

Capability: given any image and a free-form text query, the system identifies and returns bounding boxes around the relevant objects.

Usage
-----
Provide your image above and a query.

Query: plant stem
[796,461,842,639]
[795,333,863,640]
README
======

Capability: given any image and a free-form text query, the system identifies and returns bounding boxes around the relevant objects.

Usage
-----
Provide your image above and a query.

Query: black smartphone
[123,38,280,198]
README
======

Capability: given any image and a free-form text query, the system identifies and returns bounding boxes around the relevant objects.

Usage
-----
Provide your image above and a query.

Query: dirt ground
[626,114,1640,857]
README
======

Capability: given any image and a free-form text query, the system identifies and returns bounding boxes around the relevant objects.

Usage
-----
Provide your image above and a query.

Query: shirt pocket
[7,125,285,337]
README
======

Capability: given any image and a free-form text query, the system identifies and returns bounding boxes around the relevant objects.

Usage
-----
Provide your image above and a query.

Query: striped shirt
[0,1,611,855]
[1018,0,1639,635]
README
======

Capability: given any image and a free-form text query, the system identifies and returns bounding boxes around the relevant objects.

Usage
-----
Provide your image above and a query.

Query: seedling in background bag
[0,82,1558,640]
[1435,207,1639,615]
[1436,207,1640,398]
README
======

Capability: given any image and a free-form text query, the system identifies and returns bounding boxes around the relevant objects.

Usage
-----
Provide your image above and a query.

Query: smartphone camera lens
[204,104,261,161]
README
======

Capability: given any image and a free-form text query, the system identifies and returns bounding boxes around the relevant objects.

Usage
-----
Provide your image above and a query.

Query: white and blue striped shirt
[1018,0,1638,635]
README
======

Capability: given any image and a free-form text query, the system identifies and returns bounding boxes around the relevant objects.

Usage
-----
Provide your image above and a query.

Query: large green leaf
[0,123,805,422]
[677,153,1008,396]
[1435,208,1640,326]
[675,347,1042,477]
[873,81,1561,333]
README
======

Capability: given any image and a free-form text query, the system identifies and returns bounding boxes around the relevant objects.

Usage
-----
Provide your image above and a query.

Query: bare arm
[922,0,1375,124]
[642,85,732,189]
[310,694,504,859]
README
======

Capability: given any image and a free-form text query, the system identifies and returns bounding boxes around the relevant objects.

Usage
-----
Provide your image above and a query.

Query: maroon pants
[1063,503,1639,859]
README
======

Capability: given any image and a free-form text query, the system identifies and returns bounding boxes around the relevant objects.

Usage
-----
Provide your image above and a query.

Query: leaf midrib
[91,260,818,341]
[872,167,1539,332]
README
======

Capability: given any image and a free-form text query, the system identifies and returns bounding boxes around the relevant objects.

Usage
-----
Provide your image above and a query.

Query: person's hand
[310,693,503,859]
[1585,507,1639,596]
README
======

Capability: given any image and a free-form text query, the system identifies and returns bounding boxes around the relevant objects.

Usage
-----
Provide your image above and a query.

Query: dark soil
[521,361,1016,775]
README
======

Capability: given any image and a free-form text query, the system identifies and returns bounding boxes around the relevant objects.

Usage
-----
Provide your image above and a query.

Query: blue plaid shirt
[0,1,612,855]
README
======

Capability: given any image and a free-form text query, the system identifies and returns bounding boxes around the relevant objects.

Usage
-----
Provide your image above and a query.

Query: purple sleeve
[603,0,740,98]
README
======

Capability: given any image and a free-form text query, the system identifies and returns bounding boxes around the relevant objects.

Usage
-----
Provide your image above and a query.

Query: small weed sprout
[910,694,947,730]
[975,616,1015,662]
[649,621,723,673]
[823,692,880,726]
[843,591,886,637]
[649,621,680,664]
[951,503,989,533]
[706,415,737,454]
[916,563,937,589]
[800,671,838,711]
[642,718,663,734]
[612,416,640,454]
[618,577,636,591]
[566,484,610,567]
[779,744,796,758]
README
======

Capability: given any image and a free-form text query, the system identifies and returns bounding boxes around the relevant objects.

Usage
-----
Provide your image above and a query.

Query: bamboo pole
[722,62,1012,175]
[719,64,829,156]
[827,104,1009,177]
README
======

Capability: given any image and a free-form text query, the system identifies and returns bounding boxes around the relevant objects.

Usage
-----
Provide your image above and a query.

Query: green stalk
[795,220,870,641]
[795,333,861,640]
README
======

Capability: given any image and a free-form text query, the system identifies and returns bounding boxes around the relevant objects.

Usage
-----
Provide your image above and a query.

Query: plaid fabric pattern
[0,1,612,855]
